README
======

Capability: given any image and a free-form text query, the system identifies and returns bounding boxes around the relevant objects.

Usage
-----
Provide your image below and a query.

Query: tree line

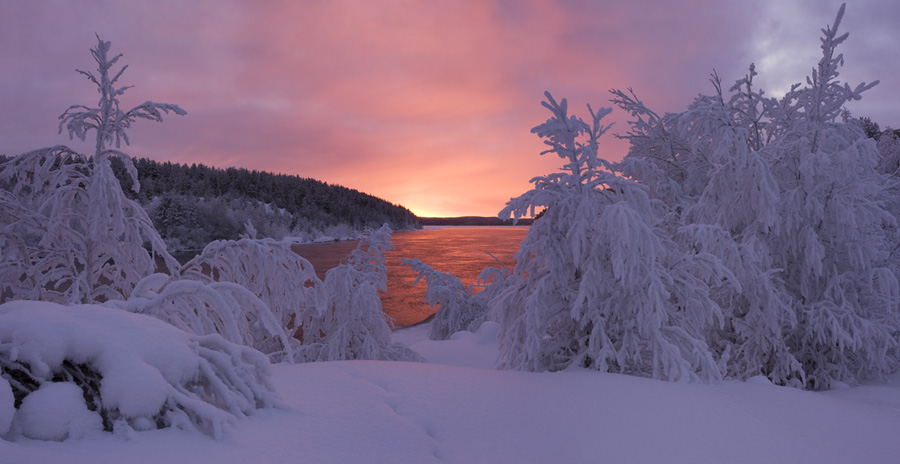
[0,152,422,251]
[108,156,421,250]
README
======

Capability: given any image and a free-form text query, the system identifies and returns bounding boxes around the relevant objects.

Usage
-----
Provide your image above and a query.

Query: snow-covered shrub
[875,129,900,175]
[0,36,182,304]
[760,7,898,389]
[404,258,480,341]
[404,257,508,341]
[609,4,900,389]
[493,93,733,381]
[119,235,323,361]
[109,274,297,362]
[182,236,323,331]
[0,147,177,304]
[613,72,802,385]
[0,300,278,440]
[297,225,421,362]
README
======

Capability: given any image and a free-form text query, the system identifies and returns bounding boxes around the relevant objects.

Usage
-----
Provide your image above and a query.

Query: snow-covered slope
[4,321,900,464]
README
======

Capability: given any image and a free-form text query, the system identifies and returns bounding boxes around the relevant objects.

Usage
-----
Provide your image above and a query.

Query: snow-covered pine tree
[760,5,899,389]
[492,92,733,381]
[610,4,900,389]
[0,36,183,304]
[58,35,187,167]
[297,225,421,362]
[613,68,803,385]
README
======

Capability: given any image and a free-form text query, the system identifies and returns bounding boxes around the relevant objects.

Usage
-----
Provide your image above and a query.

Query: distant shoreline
[418,216,534,226]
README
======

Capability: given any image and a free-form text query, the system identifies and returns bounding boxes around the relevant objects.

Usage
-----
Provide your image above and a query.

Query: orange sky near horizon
[2,0,899,217]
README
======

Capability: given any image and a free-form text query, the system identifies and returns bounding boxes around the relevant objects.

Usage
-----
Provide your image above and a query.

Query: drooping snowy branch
[297,225,421,362]
[173,237,324,361]
[0,147,177,304]
[403,257,508,341]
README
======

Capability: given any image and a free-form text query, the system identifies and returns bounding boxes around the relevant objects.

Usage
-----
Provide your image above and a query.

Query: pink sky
[2,1,898,217]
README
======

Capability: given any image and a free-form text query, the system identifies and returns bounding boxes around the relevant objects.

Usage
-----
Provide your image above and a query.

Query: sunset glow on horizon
[3,0,899,217]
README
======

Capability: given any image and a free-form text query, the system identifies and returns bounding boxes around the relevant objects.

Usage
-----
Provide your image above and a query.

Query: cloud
[2,0,898,217]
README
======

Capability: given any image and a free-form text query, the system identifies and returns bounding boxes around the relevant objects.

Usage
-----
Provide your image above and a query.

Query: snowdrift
[3,320,900,463]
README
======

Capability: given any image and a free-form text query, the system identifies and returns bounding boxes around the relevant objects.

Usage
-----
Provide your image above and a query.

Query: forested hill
[109,157,420,250]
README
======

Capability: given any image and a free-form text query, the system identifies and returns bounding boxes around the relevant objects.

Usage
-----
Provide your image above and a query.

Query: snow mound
[0,301,280,440]
[402,321,501,368]
[3,322,900,462]
[14,381,103,441]
[745,375,774,386]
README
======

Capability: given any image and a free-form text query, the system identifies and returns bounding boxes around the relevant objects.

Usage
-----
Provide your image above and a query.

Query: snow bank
[3,319,900,462]
[396,321,501,368]
[0,301,279,440]
[5,358,900,463]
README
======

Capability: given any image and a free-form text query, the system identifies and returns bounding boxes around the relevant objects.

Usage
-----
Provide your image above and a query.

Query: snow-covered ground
[4,321,900,464]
